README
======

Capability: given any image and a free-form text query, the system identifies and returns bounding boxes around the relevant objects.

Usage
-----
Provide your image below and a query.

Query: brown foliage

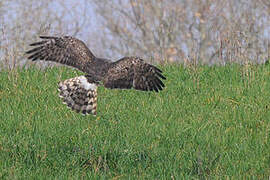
[0,0,269,69]
[0,1,90,69]
[92,0,270,64]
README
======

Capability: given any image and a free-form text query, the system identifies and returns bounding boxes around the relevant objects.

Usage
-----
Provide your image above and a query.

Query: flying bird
[26,36,166,115]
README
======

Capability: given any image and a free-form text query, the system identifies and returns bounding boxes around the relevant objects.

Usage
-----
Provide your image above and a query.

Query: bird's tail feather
[58,76,98,115]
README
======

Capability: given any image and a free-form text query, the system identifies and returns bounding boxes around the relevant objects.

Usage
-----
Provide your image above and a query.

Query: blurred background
[0,0,269,69]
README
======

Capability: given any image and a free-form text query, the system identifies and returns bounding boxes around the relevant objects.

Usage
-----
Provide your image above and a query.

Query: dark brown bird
[26,36,166,115]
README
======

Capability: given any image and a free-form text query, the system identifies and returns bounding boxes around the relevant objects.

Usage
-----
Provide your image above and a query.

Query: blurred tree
[91,0,269,64]
[0,0,91,69]
[0,0,269,69]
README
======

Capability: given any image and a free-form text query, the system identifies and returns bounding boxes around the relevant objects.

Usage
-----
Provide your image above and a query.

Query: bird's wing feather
[26,36,95,71]
[103,57,166,92]
[58,76,98,115]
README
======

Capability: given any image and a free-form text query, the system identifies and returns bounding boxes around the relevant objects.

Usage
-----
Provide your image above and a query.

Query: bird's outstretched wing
[103,57,166,92]
[26,36,95,71]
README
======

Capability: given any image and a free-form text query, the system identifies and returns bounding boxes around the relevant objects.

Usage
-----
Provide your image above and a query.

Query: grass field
[0,64,270,179]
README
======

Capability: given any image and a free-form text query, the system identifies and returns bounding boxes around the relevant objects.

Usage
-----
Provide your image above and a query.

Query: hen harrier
[26,36,166,115]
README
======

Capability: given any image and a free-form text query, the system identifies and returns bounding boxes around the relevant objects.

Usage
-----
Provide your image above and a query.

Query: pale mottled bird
[26,36,166,115]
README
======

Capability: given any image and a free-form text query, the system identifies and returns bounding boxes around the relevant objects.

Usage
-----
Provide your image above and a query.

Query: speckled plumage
[26,36,166,115]
[58,76,97,115]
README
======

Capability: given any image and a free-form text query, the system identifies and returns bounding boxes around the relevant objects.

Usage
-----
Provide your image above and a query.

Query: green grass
[0,64,270,179]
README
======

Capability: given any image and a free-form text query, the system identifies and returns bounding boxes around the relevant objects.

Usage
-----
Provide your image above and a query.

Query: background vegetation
[0,0,269,68]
